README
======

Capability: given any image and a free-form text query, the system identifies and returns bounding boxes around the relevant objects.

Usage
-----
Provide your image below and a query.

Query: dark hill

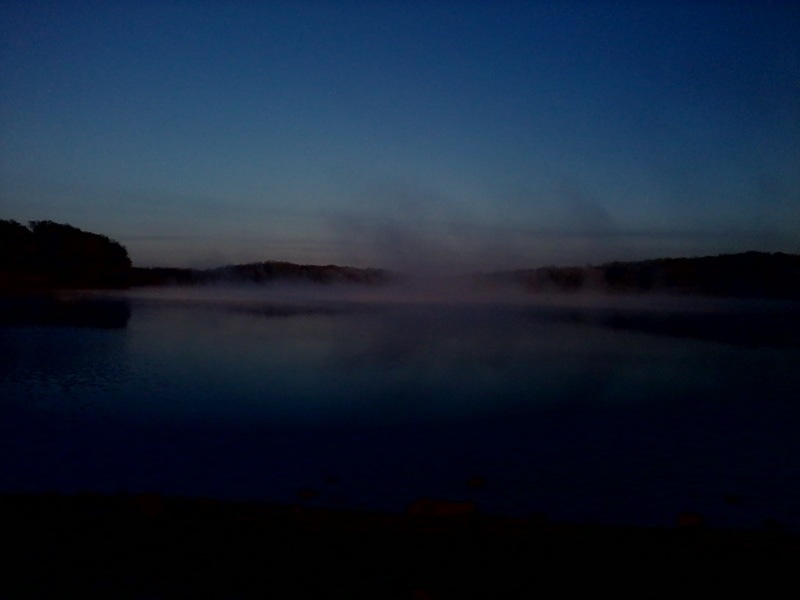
[3,220,797,298]
[129,261,389,287]
[483,252,800,299]
[0,220,131,290]
[1,220,388,290]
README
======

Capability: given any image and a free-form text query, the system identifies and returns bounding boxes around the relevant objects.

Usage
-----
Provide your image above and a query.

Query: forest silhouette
[2,219,799,299]
[0,220,131,290]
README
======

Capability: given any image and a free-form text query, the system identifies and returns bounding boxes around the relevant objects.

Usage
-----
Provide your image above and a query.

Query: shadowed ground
[2,492,798,598]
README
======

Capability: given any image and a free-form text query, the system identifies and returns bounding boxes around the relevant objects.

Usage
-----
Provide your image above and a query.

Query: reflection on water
[0,295,131,329]
[532,304,800,348]
[1,290,799,531]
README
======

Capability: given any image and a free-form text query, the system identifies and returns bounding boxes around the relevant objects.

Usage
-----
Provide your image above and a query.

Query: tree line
[484,252,800,299]
[0,219,388,290]
[129,262,389,287]
[3,219,798,298]
[0,220,131,290]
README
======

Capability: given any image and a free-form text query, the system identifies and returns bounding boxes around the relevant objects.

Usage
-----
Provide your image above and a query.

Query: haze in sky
[1,1,798,272]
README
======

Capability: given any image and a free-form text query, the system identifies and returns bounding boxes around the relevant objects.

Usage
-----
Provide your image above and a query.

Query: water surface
[2,289,799,531]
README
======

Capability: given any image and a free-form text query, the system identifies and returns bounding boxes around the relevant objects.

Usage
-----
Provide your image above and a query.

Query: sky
[1,0,799,272]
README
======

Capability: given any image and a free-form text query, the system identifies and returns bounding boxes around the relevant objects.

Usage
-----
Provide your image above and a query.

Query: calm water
[2,289,799,531]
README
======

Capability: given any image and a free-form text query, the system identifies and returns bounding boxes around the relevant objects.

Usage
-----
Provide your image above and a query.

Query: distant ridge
[129,261,390,287]
[482,252,800,299]
[1,219,389,291]
[3,220,799,298]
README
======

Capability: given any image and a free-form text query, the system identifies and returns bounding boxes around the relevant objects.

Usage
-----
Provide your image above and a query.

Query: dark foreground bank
[2,493,798,598]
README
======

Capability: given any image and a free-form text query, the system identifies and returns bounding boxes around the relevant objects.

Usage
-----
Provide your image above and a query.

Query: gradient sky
[1,1,798,271]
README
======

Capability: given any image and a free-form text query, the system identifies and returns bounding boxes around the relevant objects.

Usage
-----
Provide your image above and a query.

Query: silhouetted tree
[0,220,35,272]
[0,220,131,290]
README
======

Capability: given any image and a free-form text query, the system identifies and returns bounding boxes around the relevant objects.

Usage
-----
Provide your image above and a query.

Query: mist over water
[112,276,800,319]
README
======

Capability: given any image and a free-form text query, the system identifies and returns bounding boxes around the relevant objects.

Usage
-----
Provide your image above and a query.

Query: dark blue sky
[2,1,798,270]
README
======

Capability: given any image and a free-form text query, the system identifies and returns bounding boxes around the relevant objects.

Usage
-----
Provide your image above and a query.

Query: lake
[2,287,799,531]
